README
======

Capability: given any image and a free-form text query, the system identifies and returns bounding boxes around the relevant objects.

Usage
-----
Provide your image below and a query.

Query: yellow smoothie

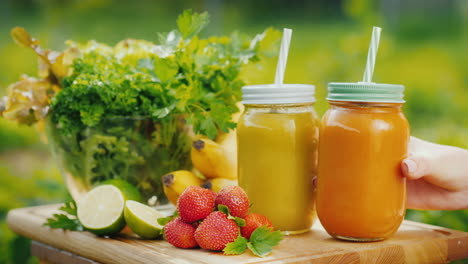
[237,104,319,234]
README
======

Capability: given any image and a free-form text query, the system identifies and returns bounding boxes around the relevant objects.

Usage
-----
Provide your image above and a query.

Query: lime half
[77,185,126,236]
[124,200,164,239]
[101,179,143,202]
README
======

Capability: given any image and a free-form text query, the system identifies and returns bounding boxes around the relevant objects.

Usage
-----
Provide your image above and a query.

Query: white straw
[274,28,293,85]
[362,26,382,83]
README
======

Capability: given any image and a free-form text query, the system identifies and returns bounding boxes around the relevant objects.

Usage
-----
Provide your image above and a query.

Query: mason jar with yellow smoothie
[237,84,319,234]
[316,82,409,241]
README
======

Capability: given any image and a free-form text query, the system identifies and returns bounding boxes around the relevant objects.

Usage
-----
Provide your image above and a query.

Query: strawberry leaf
[223,235,248,255]
[217,204,245,227]
[218,204,230,215]
[247,226,283,257]
[230,216,246,227]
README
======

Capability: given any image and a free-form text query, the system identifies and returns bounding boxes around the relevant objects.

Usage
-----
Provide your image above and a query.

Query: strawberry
[194,211,239,251]
[241,213,273,239]
[164,217,198,249]
[177,186,216,223]
[215,186,249,218]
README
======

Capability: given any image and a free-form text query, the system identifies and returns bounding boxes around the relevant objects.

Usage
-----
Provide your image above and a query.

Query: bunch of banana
[162,170,203,205]
[162,103,244,204]
[191,136,237,180]
[191,102,243,181]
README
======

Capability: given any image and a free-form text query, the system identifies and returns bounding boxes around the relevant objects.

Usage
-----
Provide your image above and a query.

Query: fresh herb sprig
[44,201,83,231]
[219,204,283,257]
[223,226,283,257]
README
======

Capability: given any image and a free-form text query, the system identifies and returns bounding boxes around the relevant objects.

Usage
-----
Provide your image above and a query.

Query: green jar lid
[327,82,405,103]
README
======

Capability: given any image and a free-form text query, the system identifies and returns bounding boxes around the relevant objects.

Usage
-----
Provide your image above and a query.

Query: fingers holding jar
[402,136,468,210]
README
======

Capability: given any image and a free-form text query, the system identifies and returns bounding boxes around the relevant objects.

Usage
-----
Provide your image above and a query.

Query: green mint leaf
[177,9,209,39]
[44,214,83,231]
[58,201,78,216]
[247,226,283,257]
[218,204,230,215]
[223,235,248,255]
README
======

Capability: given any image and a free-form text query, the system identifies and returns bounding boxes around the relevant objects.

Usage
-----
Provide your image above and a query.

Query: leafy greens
[1,10,280,139]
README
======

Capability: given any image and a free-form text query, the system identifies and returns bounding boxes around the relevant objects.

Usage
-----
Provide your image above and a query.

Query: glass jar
[237,84,319,234]
[316,82,409,241]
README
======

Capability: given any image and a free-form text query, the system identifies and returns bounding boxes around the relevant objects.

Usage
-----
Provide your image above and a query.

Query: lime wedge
[101,179,143,202]
[124,200,164,239]
[77,185,126,236]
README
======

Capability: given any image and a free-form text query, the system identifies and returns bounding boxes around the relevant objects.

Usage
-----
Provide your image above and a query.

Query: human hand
[401,137,468,210]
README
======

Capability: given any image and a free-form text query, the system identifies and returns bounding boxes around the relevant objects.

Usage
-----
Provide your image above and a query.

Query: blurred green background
[0,0,467,263]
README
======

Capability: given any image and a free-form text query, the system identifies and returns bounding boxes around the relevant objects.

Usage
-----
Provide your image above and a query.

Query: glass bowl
[46,115,193,206]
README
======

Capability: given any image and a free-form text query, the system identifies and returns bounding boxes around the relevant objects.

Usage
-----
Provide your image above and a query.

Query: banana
[191,102,243,180]
[202,178,238,193]
[191,137,237,179]
[162,170,203,205]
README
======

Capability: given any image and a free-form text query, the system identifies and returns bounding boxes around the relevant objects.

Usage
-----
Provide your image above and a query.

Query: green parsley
[1,10,280,140]
[44,201,83,231]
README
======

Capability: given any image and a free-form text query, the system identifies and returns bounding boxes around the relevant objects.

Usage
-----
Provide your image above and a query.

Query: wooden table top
[7,204,468,264]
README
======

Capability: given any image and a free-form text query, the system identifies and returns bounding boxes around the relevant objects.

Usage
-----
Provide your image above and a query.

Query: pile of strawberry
[159,186,283,257]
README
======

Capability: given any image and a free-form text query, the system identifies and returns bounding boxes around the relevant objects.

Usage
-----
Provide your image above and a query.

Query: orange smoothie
[316,101,409,241]
[238,104,319,234]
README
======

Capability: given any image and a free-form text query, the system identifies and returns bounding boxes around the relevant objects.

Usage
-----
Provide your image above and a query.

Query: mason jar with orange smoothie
[316,82,409,241]
[237,84,319,234]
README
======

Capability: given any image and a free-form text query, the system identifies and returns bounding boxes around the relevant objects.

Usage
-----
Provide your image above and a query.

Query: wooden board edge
[6,205,468,264]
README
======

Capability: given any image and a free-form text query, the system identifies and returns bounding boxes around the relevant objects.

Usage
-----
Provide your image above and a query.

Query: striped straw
[274,28,293,85]
[362,26,382,83]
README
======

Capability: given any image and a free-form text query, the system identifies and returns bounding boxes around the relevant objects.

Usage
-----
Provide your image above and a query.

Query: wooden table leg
[31,241,100,264]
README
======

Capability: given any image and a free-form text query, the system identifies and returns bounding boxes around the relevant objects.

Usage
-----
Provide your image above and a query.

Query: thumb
[402,152,462,192]
[401,153,433,180]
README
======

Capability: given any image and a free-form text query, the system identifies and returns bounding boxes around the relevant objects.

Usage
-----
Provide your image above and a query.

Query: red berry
[164,217,198,249]
[194,211,239,251]
[241,213,273,239]
[215,186,249,217]
[177,186,216,223]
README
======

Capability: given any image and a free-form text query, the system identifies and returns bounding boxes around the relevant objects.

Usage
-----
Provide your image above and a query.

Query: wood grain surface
[7,204,468,264]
